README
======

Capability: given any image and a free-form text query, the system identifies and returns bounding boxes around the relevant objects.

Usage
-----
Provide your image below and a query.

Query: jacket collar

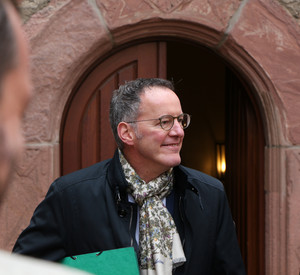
[174,166,203,210]
[107,150,129,202]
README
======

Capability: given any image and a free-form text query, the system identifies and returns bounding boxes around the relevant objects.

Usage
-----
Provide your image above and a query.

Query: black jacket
[13,150,245,274]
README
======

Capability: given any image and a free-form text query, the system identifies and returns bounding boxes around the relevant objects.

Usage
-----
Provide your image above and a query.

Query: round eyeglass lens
[181,114,190,129]
[160,116,173,130]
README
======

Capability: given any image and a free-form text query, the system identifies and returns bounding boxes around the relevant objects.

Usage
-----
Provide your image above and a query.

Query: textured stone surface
[20,0,50,23]
[96,0,242,37]
[0,0,112,251]
[278,0,300,23]
[264,146,287,274]
[286,149,300,274]
[226,0,300,144]
[0,146,55,250]
[22,0,112,143]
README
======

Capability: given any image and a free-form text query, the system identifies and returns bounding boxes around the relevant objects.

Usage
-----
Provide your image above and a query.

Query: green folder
[60,247,139,275]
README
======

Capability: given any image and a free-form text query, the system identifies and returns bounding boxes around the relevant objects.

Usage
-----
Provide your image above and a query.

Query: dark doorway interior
[167,41,265,274]
[167,42,225,178]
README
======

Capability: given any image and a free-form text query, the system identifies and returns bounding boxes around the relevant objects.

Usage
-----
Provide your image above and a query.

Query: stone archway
[1,1,299,274]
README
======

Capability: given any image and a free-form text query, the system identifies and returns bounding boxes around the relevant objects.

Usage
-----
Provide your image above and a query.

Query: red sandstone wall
[0,0,299,274]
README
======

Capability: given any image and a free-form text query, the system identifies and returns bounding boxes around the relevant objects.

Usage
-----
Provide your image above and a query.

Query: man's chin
[165,156,181,169]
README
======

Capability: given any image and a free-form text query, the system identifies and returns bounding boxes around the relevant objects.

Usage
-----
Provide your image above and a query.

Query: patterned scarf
[119,150,186,275]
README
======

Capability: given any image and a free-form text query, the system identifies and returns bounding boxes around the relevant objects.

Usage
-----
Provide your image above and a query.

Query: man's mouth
[162,143,180,147]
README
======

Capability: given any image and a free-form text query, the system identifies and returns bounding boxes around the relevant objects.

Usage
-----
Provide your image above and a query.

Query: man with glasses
[14,78,245,274]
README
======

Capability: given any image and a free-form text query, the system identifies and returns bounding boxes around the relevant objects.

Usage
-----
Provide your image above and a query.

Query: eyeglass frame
[125,113,191,131]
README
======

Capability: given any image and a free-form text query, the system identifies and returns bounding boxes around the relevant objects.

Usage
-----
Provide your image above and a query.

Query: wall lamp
[216,143,226,179]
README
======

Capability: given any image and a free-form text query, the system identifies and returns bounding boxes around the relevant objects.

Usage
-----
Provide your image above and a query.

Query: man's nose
[169,119,184,137]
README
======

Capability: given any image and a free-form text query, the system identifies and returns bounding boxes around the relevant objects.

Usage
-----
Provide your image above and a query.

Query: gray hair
[0,0,18,94]
[109,78,174,148]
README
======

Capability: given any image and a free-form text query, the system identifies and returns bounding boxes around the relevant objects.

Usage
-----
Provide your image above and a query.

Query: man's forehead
[138,87,181,115]
[140,86,175,103]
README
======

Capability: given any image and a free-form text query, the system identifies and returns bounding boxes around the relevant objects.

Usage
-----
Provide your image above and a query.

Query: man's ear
[117,122,135,146]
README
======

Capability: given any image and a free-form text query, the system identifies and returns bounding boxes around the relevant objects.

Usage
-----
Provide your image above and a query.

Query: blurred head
[0,0,31,199]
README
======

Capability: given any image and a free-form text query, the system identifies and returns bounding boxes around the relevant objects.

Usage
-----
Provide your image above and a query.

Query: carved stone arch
[112,20,284,147]
[60,21,279,275]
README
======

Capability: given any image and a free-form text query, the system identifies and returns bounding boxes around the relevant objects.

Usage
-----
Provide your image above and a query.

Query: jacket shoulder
[53,159,111,192]
[177,165,225,192]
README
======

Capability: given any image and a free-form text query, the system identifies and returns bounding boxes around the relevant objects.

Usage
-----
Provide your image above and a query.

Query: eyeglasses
[126,113,191,131]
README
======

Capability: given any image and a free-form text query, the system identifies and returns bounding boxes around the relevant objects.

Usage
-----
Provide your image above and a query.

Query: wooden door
[61,42,166,175]
[225,69,265,274]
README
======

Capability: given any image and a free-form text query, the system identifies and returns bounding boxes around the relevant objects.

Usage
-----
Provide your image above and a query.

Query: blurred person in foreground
[13,77,245,274]
[0,0,89,273]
